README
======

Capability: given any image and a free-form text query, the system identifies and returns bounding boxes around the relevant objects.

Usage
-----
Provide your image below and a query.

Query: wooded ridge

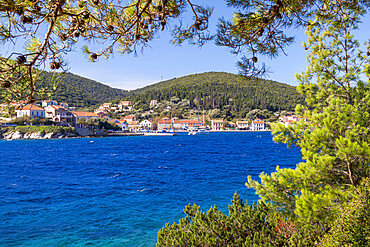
[48,71,304,112]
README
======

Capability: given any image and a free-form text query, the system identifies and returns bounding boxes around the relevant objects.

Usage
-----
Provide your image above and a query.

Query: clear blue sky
[69,0,311,90]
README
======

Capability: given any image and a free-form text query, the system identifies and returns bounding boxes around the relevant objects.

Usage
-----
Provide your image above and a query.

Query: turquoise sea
[0,132,302,246]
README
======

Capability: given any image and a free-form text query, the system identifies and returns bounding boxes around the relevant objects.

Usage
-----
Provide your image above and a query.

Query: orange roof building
[16,104,45,119]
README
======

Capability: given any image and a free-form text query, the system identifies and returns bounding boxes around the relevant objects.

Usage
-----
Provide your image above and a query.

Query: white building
[118,101,133,111]
[140,119,154,129]
[117,121,129,131]
[42,100,58,108]
[150,100,158,107]
[251,119,265,131]
[16,104,45,119]
[236,121,249,130]
[211,120,224,131]
[45,105,73,125]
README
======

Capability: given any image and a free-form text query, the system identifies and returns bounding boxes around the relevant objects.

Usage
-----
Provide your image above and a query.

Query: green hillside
[127,72,304,113]
[41,72,129,108]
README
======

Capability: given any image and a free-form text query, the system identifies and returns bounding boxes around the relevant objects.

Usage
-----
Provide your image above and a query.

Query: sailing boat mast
[197,94,200,126]
[202,107,205,127]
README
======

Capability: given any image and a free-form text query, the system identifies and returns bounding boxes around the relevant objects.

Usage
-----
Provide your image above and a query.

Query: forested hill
[128,72,304,112]
[41,72,129,108]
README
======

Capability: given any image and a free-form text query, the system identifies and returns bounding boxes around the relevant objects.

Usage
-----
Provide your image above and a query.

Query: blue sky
[67,0,312,90]
[4,1,368,90]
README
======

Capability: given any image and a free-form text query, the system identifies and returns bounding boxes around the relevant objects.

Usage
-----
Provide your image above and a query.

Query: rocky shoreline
[0,126,102,140]
[1,130,78,140]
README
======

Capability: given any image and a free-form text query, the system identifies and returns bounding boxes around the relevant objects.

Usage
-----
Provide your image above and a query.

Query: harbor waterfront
[0,132,302,246]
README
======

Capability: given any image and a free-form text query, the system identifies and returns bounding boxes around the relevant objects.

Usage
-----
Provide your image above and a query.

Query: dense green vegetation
[158,1,370,246]
[41,72,129,108]
[40,71,304,118]
[127,72,304,114]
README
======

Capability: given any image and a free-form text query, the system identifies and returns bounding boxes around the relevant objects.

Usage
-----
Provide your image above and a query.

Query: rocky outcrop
[1,130,77,140]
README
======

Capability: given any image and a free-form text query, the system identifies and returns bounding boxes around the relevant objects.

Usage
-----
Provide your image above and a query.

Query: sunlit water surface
[0,132,302,246]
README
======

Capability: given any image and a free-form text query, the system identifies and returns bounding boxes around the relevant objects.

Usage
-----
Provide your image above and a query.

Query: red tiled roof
[50,105,67,110]
[21,104,45,111]
[212,120,224,123]
[158,120,172,124]
[72,111,98,117]
[1,101,27,106]
[175,120,201,124]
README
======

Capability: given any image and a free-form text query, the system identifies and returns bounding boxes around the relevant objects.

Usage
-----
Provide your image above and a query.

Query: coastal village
[0,99,307,134]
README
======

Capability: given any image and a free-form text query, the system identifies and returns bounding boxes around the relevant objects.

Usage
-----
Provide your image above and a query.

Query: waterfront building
[16,104,45,119]
[172,119,202,130]
[72,111,99,127]
[140,119,154,130]
[211,119,224,131]
[128,120,140,131]
[279,114,301,127]
[236,121,249,130]
[251,119,265,131]
[115,120,129,131]
[157,119,172,131]
[45,105,73,125]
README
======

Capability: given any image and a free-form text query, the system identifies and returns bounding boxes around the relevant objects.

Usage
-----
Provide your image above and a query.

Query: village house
[251,119,265,131]
[100,103,112,111]
[117,121,129,131]
[157,118,172,131]
[236,121,249,130]
[211,119,224,131]
[226,121,236,130]
[0,101,27,114]
[140,119,154,130]
[150,100,158,107]
[128,120,140,131]
[118,101,133,111]
[124,115,137,123]
[279,114,300,127]
[42,100,58,108]
[174,119,202,130]
[108,119,121,124]
[59,102,70,110]
[72,111,99,127]
[109,119,129,131]
[96,111,108,118]
[16,104,45,119]
[45,105,73,125]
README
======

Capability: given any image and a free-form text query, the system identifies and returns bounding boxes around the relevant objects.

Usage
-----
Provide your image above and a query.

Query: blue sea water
[0,132,302,246]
